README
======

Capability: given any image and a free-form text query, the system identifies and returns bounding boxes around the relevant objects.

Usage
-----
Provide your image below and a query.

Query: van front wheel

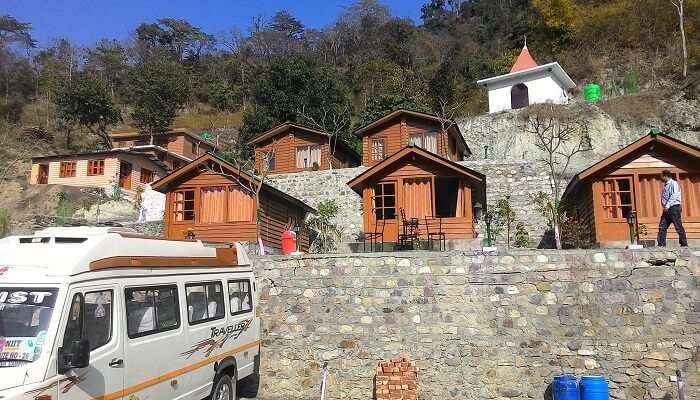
[212,373,235,400]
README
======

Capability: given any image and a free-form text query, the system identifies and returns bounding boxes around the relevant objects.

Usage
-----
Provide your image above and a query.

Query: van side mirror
[57,339,90,374]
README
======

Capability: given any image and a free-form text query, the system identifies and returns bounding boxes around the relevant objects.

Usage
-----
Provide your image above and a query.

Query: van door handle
[109,358,123,367]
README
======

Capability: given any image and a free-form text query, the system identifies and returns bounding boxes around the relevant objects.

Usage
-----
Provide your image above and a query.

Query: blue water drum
[553,375,579,400]
[580,375,609,400]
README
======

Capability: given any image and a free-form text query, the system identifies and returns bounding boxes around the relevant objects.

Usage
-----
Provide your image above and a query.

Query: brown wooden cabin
[347,146,486,243]
[111,128,218,170]
[152,153,315,252]
[353,109,472,167]
[247,122,361,174]
[561,133,700,247]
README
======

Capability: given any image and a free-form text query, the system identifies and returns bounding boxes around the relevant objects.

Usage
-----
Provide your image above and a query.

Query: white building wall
[486,71,569,114]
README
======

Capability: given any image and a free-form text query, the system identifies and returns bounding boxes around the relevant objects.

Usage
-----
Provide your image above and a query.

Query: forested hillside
[1,0,699,159]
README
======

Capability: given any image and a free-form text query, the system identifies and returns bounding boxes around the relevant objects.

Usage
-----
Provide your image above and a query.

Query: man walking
[658,170,688,247]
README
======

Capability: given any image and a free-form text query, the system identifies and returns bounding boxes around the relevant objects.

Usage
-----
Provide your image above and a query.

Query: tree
[493,197,516,248]
[85,39,127,99]
[421,0,463,30]
[270,11,305,39]
[297,103,355,167]
[0,15,35,48]
[203,146,278,255]
[304,199,343,253]
[670,0,688,78]
[356,94,431,128]
[128,57,188,133]
[239,56,348,153]
[135,18,215,63]
[521,104,591,249]
[54,74,121,148]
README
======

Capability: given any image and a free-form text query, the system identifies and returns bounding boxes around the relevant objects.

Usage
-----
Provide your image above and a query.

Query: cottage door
[38,164,49,184]
[119,161,132,190]
[371,182,398,242]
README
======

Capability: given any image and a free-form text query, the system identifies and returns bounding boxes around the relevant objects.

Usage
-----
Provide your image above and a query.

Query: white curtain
[409,134,422,147]
[424,132,437,153]
[409,133,437,153]
[296,145,321,168]
[296,147,308,168]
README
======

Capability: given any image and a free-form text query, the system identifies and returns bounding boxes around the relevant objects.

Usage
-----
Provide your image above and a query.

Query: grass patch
[596,92,666,123]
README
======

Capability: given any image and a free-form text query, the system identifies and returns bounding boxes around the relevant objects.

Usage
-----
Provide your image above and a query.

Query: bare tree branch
[296,104,351,170]
[521,104,592,249]
[198,140,279,254]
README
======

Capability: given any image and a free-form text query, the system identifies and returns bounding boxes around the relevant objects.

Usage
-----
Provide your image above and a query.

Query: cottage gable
[353,109,470,167]
[562,133,700,246]
[247,123,360,174]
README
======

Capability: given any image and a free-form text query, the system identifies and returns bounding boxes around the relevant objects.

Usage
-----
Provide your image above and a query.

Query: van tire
[237,354,260,398]
[212,372,236,400]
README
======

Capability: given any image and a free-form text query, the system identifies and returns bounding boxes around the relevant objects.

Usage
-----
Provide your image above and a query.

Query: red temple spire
[510,42,538,73]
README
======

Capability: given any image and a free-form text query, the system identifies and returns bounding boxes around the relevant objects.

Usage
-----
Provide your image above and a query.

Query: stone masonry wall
[265,160,552,245]
[253,249,700,400]
[266,167,366,241]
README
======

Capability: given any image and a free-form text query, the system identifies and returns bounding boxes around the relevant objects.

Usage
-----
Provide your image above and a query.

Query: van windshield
[0,287,58,365]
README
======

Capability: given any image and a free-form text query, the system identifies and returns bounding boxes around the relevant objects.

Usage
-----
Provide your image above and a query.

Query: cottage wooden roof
[246,122,361,163]
[562,133,700,199]
[347,145,485,194]
[352,109,472,157]
[151,152,316,213]
[110,128,218,150]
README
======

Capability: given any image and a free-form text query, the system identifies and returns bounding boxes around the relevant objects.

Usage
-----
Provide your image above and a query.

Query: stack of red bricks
[375,357,418,400]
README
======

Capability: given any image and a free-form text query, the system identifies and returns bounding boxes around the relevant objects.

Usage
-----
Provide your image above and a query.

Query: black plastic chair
[424,216,446,251]
[362,219,385,252]
[399,208,420,250]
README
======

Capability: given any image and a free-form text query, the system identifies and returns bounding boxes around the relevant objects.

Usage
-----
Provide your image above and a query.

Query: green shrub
[514,223,529,248]
[304,199,343,253]
[493,197,516,248]
[55,191,76,226]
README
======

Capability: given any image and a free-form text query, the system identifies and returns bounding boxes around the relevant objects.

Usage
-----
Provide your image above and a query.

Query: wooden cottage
[347,146,486,243]
[151,153,315,252]
[247,122,361,174]
[561,133,700,247]
[30,150,168,195]
[111,128,218,170]
[353,109,471,167]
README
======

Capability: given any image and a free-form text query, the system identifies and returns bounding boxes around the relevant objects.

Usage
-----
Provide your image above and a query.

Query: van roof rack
[1,226,250,275]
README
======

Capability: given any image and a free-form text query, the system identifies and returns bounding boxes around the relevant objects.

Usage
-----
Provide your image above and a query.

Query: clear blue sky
[1,0,425,48]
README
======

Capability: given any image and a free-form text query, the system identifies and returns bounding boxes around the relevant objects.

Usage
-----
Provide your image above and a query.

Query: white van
[0,227,260,400]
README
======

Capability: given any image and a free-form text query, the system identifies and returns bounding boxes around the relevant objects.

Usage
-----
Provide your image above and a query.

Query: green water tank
[583,83,602,102]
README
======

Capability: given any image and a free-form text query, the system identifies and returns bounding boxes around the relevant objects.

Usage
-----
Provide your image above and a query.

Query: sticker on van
[26,374,86,397]
[180,319,252,359]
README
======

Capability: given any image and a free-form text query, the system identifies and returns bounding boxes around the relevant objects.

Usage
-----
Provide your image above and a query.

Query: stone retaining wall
[253,249,700,400]
[265,160,552,246]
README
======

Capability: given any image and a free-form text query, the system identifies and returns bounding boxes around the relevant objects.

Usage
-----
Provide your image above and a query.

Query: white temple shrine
[477,44,576,114]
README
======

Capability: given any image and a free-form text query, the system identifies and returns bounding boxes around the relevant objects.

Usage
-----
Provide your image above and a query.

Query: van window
[83,291,113,350]
[228,280,253,315]
[62,293,84,348]
[185,282,224,324]
[62,290,114,351]
[0,287,58,365]
[125,285,180,338]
